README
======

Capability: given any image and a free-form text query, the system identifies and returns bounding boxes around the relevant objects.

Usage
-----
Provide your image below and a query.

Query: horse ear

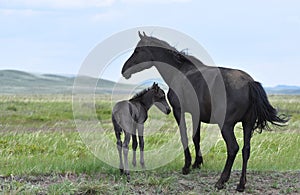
[138,31,143,39]
[143,31,147,37]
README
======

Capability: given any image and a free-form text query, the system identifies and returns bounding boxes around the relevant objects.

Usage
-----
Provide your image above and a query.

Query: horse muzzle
[122,72,131,79]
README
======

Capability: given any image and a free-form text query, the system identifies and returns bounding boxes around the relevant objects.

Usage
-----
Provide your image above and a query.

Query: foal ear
[152,82,158,91]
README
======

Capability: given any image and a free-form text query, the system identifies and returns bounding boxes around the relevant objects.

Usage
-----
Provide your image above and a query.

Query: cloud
[0,0,115,9]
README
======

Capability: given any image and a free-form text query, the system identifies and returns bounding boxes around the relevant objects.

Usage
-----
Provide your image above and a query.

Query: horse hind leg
[215,123,239,190]
[116,133,124,174]
[236,120,253,192]
[113,116,124,174]
[122,132,131,181]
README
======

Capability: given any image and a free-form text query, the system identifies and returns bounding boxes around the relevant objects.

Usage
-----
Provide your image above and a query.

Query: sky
[0,0,300,86]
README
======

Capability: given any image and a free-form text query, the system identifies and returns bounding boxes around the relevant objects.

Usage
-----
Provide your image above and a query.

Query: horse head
[122,32,155,79]
[151,82,171,115]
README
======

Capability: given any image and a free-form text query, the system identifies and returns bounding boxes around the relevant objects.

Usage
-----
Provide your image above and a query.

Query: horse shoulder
[128,101,148,124]
[136,103,148,123]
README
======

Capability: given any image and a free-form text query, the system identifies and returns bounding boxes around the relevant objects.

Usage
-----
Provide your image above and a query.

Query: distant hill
[0,70,299,95]
[0,70,130,94]
[265,85,300,95]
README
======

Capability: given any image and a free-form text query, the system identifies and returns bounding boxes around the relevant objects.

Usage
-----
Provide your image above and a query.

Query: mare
[121,32,288,191]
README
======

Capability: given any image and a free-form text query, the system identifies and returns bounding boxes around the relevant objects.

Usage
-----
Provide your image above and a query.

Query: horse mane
[130,87,151,101]
[139,35,205,66]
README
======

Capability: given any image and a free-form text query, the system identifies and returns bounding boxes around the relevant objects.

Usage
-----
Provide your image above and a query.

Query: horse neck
[151,47,200,85]
[136,92,154,111]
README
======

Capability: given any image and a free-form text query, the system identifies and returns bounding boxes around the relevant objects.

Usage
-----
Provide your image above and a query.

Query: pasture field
[0,94,299,194]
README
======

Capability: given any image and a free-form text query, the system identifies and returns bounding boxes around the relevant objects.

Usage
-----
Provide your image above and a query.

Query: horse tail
[248,81,289,133]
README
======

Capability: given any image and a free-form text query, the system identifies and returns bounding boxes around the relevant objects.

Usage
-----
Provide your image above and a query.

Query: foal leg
[137,124,145,168]
[215,123,239,190]
[236,121,253,192]
[173,107,191,175]
[122,132,131,181]
[192,117,203,169]
[116,132,124,174]
[113,116,124,174]
[132,128,138,167]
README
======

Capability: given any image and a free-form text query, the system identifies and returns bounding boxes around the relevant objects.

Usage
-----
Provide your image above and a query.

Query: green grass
[0,131,113,176]
[0,94,299,194]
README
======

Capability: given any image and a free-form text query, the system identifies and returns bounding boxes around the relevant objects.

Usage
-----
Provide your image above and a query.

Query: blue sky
[0,0,300,86]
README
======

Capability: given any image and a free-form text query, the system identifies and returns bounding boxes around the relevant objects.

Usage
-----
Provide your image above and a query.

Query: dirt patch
[1,171,299,194]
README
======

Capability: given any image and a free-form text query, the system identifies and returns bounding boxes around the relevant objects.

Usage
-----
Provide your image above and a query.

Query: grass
[0,94,299,194]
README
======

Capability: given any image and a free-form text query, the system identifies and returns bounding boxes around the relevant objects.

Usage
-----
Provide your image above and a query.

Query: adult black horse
[121,32,288,191]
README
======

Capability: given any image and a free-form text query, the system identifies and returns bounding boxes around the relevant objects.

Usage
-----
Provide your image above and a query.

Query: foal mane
[130,87,151,101]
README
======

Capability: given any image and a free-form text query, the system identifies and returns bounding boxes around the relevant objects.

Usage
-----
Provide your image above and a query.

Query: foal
[112,83,171,180]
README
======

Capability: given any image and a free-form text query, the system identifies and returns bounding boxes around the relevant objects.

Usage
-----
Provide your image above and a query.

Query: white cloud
[0,0,115,9]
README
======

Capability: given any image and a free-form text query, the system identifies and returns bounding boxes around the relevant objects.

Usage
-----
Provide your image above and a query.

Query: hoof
[119,169,124,175]
[192,162,201,169]
[192,156,203,169]
[215,182,225,190]
[236,184,245,192]
[182,167,190,175]
[126,174,130,182]
[141,163,146,169]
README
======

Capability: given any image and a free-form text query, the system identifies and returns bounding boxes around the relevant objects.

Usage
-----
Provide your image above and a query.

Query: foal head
[150,83,171,115]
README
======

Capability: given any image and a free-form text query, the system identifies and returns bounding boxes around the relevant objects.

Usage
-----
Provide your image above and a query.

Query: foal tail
[248,81,289,133]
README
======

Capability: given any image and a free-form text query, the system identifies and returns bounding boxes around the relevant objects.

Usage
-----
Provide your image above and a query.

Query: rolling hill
[0,70,125,94]
[264,85,300,95]
[0,70,299,95]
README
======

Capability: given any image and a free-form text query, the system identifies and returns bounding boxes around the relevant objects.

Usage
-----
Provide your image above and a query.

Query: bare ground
[1,170,299,194]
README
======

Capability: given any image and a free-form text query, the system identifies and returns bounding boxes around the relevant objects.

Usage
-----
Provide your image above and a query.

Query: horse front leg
[132,128,138,167]
[137,124,145,168]
[215,123,239,190]
[192,115,203,169]
[173,107,191,175]
[236,121,253,192]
